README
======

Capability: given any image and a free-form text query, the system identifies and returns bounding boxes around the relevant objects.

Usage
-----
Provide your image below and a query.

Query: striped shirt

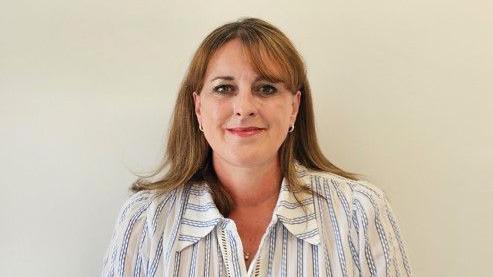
[102,163,412,276]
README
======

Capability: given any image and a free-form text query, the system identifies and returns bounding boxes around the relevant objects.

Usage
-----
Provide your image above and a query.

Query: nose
[233,90,257,117]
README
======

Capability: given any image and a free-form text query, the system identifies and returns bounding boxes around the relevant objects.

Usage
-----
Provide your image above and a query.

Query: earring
[199,122,204,132]
[288,124,295,133]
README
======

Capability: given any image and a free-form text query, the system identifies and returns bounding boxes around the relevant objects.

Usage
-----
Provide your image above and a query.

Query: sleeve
[350,182,413,277]
[102,191,152,277]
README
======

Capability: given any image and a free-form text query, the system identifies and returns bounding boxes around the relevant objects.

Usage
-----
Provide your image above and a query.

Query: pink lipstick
[226,127,265,137]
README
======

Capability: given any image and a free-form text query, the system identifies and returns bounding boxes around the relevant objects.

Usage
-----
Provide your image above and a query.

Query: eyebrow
[209,76,282,83]
[210,76,234,82]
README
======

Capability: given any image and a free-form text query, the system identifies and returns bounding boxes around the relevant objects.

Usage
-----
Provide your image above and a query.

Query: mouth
[226,127,266,137]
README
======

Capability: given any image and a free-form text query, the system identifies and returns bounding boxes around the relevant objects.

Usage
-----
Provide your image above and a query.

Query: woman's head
[177,17,310,169]
[132,18,357,214]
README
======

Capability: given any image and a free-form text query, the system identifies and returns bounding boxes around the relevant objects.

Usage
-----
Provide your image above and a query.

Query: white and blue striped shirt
[102,164,412,276]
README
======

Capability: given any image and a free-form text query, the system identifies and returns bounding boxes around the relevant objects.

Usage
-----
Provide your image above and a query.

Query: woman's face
[193,39,301,168]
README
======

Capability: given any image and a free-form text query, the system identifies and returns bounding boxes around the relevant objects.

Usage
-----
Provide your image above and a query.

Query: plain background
[1,0,492,276]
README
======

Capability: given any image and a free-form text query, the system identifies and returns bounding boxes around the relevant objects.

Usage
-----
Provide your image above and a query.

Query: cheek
[266,102,292,127]
[202,100,231,128]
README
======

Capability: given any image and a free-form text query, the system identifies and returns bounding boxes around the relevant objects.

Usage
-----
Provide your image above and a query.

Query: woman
[102,18,412,276]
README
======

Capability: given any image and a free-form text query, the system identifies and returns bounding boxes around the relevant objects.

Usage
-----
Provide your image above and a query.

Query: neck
[212,154,282,209]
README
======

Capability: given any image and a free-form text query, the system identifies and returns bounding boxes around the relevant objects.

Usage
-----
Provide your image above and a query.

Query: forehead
[205,39,285,83]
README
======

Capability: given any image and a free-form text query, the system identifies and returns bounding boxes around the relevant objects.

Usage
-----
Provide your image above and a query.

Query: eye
[257,84,277,95]
[213,84,234,94]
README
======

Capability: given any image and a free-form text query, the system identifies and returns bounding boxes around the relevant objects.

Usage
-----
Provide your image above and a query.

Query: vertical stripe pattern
[102,162,413,276]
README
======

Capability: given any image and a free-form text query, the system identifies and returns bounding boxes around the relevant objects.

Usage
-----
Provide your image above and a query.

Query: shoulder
[297,163,385,196]
[102,186,188,276]
[297,164,388,209]
[294,163,413,275]
[115,186,188,231]
[105,186,189,253]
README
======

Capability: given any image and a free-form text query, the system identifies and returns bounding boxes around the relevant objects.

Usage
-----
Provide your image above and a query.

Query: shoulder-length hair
[131,17,358,216]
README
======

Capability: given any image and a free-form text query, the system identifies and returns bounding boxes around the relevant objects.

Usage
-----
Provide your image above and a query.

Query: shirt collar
[176,182,224,252]
[176,162,320,252]
[274,162,320,245]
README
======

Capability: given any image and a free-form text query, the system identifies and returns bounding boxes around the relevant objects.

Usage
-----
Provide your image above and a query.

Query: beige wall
[1,0,492,276]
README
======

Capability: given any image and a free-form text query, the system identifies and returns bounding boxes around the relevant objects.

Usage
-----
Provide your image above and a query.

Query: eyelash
[213,84,234,94]
[258,84,277,95]
[212,84,278,95]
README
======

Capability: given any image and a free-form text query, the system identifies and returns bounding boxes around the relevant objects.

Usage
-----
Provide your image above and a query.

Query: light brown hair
[131,17,358,216]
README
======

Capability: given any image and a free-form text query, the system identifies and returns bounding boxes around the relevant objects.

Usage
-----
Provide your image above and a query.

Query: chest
[229,213,272,250]
[229,215,273,270]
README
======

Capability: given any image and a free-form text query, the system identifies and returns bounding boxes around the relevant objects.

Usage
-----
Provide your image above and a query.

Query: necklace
[244,250,251,261]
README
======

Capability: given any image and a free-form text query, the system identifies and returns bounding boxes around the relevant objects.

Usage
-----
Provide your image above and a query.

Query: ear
[192,91,201,119]
[290,90,301,123]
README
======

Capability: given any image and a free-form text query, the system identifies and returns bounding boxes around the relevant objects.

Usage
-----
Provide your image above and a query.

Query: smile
[226,127,266,137]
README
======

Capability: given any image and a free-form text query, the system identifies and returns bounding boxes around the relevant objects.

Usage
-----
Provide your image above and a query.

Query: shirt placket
[217,219,248,276]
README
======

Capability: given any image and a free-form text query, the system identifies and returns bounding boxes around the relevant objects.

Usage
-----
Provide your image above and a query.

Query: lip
[226,127,266,137]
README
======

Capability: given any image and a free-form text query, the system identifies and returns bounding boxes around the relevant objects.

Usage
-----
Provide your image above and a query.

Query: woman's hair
[131,17,358,215]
